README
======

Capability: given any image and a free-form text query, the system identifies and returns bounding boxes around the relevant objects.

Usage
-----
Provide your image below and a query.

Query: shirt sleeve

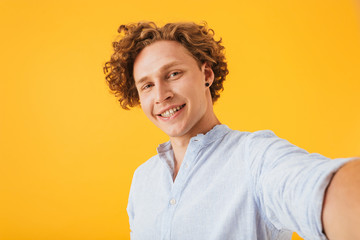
[245,130,354,240]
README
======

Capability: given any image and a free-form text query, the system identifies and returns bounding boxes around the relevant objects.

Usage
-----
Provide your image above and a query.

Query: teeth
[160,105,184,117]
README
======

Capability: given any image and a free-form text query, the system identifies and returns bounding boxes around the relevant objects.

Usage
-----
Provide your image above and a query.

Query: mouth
[158,104,186,118]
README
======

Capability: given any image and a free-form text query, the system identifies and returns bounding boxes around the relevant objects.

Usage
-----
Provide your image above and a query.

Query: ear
[202,62,215,87]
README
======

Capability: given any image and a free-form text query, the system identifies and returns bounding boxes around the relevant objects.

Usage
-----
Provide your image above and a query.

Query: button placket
[161,139,202,240]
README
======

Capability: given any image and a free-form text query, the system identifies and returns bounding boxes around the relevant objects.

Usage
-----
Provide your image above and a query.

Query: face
[133,40,215,140]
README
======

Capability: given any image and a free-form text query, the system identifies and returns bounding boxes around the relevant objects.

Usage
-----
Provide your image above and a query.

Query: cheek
[139,96,151,114]
[180,76,203,96]
[140,100,156,121]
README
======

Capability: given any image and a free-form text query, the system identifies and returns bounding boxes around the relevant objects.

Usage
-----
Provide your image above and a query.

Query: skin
[322,158,360,239]
[133,40,220,179]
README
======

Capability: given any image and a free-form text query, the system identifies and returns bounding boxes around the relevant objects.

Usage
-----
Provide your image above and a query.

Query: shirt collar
[157,124,231,154]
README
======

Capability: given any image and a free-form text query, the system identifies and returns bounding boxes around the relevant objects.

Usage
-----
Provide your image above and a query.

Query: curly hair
[103,21,229,110]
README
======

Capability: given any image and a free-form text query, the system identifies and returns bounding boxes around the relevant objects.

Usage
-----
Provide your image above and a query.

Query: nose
[155,82,173,104]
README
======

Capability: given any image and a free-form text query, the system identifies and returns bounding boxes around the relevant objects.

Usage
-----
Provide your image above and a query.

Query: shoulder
[224,128,278,151]
[128,154,164,198]
[133,154,161,178]
[245,129,278,143]
[242,129,300,157]
[225,127,276,141]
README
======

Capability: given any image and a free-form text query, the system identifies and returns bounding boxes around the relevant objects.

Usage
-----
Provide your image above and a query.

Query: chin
[163,129,184,138]
[161,125,188,138]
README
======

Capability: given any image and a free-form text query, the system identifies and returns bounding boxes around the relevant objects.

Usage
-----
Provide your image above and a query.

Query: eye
[142,83,153,91]
[168,71,181,78]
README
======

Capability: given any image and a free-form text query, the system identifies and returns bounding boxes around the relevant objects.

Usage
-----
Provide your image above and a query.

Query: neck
[170,117,220,149]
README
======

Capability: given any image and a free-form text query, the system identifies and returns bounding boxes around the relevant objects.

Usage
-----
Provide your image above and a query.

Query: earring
[205,82,210,87]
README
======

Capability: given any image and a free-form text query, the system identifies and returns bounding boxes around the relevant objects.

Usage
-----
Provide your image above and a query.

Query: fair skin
[322,159,360,239]
[133,40,220,179]
[132,39,360,239]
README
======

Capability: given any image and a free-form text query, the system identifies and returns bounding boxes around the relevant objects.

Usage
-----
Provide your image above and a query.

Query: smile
[159,104,186,118]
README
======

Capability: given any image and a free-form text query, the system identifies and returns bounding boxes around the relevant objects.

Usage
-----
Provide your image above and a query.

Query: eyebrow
[135,61,182,86]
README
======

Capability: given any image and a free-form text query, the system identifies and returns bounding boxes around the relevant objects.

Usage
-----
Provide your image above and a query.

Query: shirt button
[184,163,189,169]
[170,199,176,205]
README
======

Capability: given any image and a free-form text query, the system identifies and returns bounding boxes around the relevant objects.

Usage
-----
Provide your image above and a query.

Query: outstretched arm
[322,158,360,239]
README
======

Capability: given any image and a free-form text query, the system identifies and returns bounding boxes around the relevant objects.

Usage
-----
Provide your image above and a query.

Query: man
[104,22,360,239]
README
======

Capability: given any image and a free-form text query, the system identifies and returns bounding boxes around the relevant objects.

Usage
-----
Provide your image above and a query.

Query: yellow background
[1,0,359,239]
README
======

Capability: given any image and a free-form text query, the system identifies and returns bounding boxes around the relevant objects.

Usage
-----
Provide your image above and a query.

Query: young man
[104,22,360,240]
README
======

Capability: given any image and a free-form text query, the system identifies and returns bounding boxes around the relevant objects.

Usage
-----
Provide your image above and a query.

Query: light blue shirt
[127,125,352,240]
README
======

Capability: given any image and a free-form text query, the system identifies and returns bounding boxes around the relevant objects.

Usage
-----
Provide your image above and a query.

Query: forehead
[133,40,199,81]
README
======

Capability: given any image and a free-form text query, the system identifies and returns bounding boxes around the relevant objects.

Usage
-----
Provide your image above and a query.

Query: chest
[131,153,268,240]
